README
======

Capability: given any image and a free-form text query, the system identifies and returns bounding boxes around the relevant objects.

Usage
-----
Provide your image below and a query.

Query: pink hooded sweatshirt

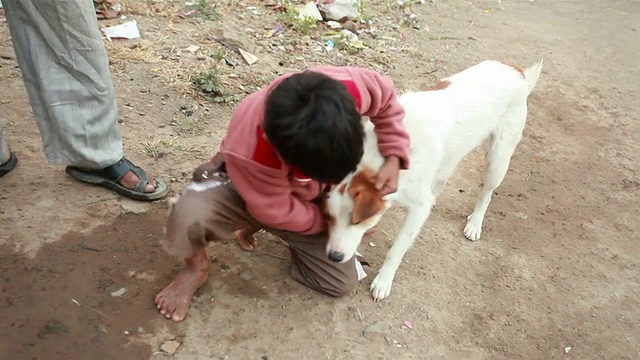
[220,66,410,235]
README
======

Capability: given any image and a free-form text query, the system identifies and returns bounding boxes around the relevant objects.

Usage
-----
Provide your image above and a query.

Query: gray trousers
[0,0,123,168]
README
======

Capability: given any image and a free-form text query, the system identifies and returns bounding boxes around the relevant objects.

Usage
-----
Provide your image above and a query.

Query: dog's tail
[523,57,544,95]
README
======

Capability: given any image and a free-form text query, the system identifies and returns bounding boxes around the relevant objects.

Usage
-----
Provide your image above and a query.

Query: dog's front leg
[370,197,434,301]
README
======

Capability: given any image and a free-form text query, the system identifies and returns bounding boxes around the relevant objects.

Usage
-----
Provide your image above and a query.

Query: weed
[354,0,368,21]
[277,1,317,35]
[173,116,207,137]
[193,71,225,96]
[192,70,242,104]
[193,0,218,21]
[143,136,185,160]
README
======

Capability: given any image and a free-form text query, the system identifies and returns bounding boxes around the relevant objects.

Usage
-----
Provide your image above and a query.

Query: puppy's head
[323,167,388,263]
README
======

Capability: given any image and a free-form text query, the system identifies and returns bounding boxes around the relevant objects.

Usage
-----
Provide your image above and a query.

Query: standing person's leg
[0,119,19,177]
[2,0,167,200]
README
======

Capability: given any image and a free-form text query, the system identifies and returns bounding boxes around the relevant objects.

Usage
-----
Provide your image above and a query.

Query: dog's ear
[349,169,385,224]
[351,189,385,224]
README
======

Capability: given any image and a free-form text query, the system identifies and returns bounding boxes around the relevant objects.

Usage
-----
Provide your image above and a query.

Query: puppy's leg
[464,129,523,241]
[370,196,435,301]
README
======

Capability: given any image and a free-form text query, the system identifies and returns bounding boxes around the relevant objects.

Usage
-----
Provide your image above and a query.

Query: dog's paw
[463,214,483,241]
[370,270,396,301]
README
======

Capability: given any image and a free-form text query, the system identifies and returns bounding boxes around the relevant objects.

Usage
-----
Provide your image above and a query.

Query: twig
[428,36,476,41]
[424,63,441,74]
[256,250,288,261]
[71,298,109,319]
[151,352,170,358]
[79,241,104,252]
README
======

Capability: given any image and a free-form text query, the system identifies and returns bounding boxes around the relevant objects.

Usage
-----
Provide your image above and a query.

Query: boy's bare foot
[233,229,259,251]
[155,247,209,322]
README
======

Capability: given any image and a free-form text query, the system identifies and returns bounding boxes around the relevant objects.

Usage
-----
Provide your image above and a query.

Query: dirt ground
[1,0,639,359]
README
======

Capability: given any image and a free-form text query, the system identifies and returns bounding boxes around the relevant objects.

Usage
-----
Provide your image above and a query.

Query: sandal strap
[94,157,150,193]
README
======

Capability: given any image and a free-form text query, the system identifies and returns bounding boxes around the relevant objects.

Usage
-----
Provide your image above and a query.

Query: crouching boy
[155,66,410,322]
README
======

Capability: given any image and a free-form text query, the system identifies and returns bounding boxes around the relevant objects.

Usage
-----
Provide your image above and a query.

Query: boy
[155,66,410,322]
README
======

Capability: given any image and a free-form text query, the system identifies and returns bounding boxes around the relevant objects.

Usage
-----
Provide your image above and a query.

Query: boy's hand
[375,155,401,196]
[193,153,225,182]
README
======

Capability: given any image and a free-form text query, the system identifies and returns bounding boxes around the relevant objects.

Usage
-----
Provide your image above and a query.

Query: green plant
[193,70,224,96]
[277,1,317,35]
[354,0,368,22]
[192,70,241,104]
[194,0,218,21]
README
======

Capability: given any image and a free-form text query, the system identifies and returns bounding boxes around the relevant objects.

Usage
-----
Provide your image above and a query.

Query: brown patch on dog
[500,61,525,78]
[338,184,346,195]
[347,168,386,224]
[426,80,451,91]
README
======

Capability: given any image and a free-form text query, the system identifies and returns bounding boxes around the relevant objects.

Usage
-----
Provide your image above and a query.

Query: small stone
[137,327,145,334]
[564,347,571,354]
[120,202,149,215]
[368,242,376,247]
[363,321,390,338]
[110,287,126,297]
[95,324,108,334]
[38,319,69,338]
[161,340,181,355]
[240,269,255,280]
[342,20,358,33]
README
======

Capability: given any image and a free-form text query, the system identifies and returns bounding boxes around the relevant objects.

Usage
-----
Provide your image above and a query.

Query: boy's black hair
[263,71,364,184]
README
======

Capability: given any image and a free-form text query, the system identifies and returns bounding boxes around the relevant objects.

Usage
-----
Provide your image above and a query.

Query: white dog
[323,58,544,301]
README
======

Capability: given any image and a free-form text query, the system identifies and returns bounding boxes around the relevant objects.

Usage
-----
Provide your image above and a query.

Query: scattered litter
[368,241,376,247]
[102,20,141,41]
[319,0,361,21]
[403,320,413,329]
[564,347,572,354]
[238,48,259,65]
[224,57,238,67]
[298,1,323,21]
[110,287,126,297]
[325,40,336,50]
[178,9,198,18]
[325,21,342,29]
[185,45,201,53]
[264,25,284,38]
[339,29,363,48]
[160,340,181,355]
[95,0,121,19]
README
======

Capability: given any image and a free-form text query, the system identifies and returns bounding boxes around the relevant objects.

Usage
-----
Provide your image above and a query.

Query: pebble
[120,202,149,215]
[38,319,69,338]
[110,287,126,297]
[240,269,256,280]
[363,320,390,338]
[161,340,181,355]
